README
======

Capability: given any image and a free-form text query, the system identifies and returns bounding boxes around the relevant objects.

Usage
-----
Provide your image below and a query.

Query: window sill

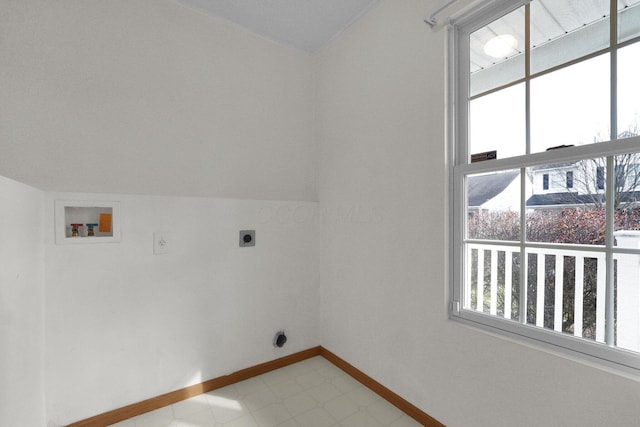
[449,309,640,379]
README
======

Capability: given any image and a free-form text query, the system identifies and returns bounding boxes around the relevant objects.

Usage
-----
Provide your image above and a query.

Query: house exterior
[526,149,640,210]
[467,170,522,212]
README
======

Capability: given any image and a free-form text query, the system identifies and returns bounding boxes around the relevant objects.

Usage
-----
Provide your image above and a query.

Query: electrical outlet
[239,230,255,247]
[154,232,169,254]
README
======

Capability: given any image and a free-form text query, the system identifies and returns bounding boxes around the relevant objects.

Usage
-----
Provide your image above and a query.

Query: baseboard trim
[320,347,445,427]
[66,345,444,427]
[66,346,321,427]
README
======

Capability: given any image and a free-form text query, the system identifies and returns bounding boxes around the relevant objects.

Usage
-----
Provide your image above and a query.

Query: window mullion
[519,3,531,326]
[519,167,527,324]
[605,155,615,346]
[610,0,618,142]
[604,0,617,347]
[524,2,531,155]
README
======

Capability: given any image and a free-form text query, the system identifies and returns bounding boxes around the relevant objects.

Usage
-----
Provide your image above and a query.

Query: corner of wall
[0,175,46,426]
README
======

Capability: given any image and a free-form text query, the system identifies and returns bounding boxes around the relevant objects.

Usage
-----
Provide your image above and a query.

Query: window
[449,0,640,372]
[597,166,605,190]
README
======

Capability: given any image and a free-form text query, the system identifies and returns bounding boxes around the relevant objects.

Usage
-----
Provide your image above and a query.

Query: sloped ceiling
[175,0,380,52]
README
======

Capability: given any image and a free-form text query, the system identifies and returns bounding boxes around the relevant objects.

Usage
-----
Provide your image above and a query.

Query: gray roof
[526,192,597,206]
[526,191,640,207]
[467,170,519,207]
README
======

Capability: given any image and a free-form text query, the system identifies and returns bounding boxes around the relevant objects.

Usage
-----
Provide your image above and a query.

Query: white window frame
[447,0,640,373]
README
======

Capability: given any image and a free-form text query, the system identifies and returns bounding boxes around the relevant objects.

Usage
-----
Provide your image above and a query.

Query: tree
[566,126,640,210]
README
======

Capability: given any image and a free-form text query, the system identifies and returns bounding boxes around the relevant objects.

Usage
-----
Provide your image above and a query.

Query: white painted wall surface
[0,0,316,202]
[3,0,640,425]
[316,1,640,426]
[44,192,320,425]
[0,176,45,426]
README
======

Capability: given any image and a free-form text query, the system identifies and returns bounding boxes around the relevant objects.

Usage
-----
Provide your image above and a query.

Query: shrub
[468,206,640,339]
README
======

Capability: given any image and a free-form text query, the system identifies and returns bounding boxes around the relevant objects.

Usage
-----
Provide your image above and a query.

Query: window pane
[618,0,640,43]
[525,251,605,343]
[530,54,610,153]
[470,6,525,96]
[531,164,576,194]
[530,0,609,74]
[613,152,640,233]
[470,83,525,159]
[467,170,521,241]
[611,151,640,353]
[618,42,640,138]
[526,159,607,245]
[466,244,521,321]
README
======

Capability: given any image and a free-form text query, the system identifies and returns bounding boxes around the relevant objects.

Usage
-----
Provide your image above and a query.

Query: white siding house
[467,170,530,212]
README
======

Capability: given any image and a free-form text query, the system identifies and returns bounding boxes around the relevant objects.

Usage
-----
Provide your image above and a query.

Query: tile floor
[108,356,423,427]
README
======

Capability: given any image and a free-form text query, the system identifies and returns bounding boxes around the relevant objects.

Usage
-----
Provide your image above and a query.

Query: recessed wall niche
[55,200,121,244]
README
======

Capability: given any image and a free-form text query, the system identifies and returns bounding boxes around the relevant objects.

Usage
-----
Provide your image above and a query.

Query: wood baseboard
[320,347,445,427]
[66,346,321,427]
[67,345,444,427]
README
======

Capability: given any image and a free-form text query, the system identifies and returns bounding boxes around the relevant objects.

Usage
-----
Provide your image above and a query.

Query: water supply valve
[70,223,83,237]
[86,223,98,237]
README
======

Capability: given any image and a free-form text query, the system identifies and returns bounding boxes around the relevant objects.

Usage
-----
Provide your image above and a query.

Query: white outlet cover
[154,232,169,254]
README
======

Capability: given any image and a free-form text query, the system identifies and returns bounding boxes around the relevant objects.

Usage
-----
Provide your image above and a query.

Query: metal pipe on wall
[424,0,459,27]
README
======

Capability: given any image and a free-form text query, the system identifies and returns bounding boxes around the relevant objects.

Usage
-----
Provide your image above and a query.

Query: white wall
[4,0,640,426]
[0,0,316,202]
[0,176,45,426]
[2,1,321,424]
[316,1,640,426]
[44,192,320,425]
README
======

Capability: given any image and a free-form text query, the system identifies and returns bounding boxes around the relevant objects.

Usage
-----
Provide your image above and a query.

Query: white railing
[467,236,640,351]
[466,243,608,343]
